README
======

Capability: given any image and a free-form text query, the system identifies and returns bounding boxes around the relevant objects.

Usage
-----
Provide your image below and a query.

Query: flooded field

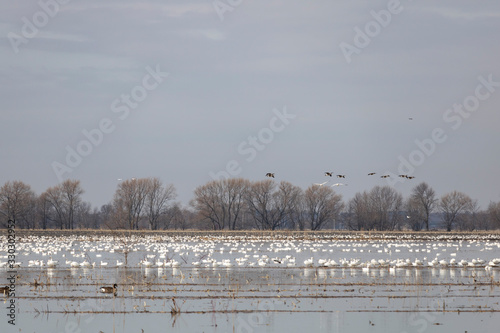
[1,231,500,332]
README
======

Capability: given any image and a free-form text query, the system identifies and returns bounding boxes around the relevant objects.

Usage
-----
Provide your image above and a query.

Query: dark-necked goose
[0,286,10,296]
[100,284,117,294]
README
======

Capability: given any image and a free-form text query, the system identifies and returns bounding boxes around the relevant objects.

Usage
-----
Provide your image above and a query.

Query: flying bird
[265,173,275,178]
[368,172,376,176]
[325,172,333,177]
[331,183,347,187]
[314,181,329,186]
[381,175,390,178]
[398,174,408,178]
[406,176,415,179]
[336,175,345,178]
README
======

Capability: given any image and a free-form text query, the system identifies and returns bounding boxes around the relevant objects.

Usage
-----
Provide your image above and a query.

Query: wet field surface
[1,231,500,332]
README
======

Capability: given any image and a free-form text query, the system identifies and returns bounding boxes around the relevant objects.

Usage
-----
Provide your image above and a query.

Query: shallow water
[1,233,499,332]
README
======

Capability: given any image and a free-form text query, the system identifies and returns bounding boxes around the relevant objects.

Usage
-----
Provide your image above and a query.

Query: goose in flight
[380,175,390,178]
[336,175,345,178]
[406,176,415,179]
[368,172,376,176]
[331,183,347,187]
[265,173,275,178]
[314,181,329,186]
[325,172,333,177]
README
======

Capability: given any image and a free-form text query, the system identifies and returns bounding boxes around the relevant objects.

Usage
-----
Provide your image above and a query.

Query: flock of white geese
[1,234,500,272]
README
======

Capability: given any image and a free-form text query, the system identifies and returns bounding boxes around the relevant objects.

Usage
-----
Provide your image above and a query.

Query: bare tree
[191,180,224,230]
[37,192,52,229]
[370,186,404,230]
[113,178,149,230]
[246,180,275,229]
[41,180,85,229]
[43,185,65,229]
[23,193,38,229]
[88,206,101,229]
[225,178,249,230]
[0,180,36,228]
[346,191,371,231]
[488,201,500,229]
[190,209,212,230]
[288,192,306,230]
[304,185,344,230]
[245,180,300,230]
[75,201,92,229]
[99,203,114,228]
[405,197,423,231]
[456,199,480,231]
[145,178,176,230]
[410,182,437,231]
[165,204,181,229]
[191,178,249,230]
[60,179,84,229]
[439,191,473,231]
[470,210,490,230]
[345,186,403,231]
[273,181,302,229]
[180,208,197,229]
[166,204,195,230]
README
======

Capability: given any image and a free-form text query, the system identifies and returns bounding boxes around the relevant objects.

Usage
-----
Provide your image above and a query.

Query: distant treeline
[1,178,499,231]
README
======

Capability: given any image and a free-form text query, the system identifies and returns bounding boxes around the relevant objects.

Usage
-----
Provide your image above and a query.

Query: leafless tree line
[109,177,177,230]
[344,186,404,231]
[0,179,86,229]
[191,179,344,230]
[1,178,500,231]
[344,183,492,231]
[0,178,183,230]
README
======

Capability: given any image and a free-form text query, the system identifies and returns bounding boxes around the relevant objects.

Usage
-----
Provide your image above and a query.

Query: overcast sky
[1,0,499,210]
